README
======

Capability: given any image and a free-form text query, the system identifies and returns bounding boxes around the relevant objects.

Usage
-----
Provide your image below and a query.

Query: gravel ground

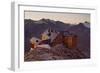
[24,44,90,61]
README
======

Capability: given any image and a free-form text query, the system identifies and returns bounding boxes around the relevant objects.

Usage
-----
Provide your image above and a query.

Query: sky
[24,11,90,24]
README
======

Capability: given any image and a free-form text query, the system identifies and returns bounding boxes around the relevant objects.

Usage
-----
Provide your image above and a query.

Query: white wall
[0,0,100,73]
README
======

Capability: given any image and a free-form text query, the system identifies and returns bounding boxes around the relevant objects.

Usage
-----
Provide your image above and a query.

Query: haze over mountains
[24,18,90,60]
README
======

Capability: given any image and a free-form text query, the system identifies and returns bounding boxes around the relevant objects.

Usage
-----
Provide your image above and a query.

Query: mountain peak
[84,21,90,28]
[40,18,52,22]
[78,22,90,28]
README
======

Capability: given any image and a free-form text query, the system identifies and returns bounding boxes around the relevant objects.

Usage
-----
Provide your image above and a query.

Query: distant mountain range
[24,18,90,57]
